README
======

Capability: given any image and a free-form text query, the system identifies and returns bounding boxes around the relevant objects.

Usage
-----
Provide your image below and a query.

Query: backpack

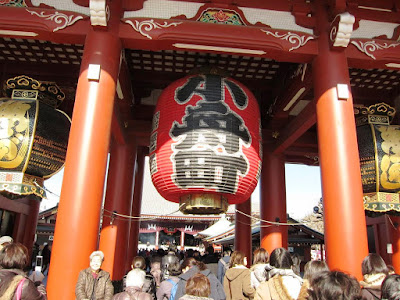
[167,278,178,300]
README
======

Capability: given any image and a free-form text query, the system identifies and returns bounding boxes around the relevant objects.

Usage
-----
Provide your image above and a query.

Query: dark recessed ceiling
[1,37,400,127]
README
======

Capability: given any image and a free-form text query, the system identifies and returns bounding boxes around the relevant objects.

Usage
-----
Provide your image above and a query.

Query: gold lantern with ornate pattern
[356,103,400,216]
[0,75,71,199]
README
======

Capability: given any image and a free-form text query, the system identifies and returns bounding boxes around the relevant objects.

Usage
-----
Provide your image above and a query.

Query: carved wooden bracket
[89,0,108,26]
[330,12,355,50]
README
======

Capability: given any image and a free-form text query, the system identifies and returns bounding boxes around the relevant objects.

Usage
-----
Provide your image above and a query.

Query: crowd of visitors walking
[1,235,400,300]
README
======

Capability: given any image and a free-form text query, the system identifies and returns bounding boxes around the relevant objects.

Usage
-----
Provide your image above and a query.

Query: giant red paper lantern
[149,72,262,214]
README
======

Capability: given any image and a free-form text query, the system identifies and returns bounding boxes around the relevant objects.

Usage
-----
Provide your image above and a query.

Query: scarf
[360,273,386,290]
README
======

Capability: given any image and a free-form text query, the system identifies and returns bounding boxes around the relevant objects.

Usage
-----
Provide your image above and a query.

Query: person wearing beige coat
[223,251,255,300]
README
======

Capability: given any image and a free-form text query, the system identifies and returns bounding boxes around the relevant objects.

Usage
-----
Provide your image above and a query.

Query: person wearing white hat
[0,235,13,250]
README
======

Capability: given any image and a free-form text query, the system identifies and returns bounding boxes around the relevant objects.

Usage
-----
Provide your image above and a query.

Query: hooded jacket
[254,269,304,300]
[223,266,255,300]
[0,269,47,300]
[250,264,270,289]
[359,273,386,300]
[174,266,225,300]
[157,276,180,300]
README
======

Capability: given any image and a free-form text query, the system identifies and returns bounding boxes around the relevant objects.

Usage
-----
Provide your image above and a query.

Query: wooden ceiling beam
[269,63,313,129]
[126,119,152,137]
[271,101,317,154]
[284,146,319,157]
[111,102,128,145]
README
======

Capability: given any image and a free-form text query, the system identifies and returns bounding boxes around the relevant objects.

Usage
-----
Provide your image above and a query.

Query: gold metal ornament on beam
[0,75,71,199]
[355,102,400,216]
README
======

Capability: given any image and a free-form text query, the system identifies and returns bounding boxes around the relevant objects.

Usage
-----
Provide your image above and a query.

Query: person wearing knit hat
[0,236,13,250]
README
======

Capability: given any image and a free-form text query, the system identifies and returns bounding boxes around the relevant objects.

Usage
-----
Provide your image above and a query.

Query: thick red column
[260,151,288,255]
[47,10,122,299]
[22,197,40,259]
[314,3,368,280]
[388,216,400,273]
[99,138,137,279]
[126,146,146,270]
[235,198,252,266]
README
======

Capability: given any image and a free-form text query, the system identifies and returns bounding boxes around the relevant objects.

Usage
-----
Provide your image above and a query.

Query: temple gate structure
[1,1,400,299]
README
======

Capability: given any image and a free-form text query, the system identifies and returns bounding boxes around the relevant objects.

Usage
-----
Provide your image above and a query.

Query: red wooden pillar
[155,230,160,250]
[47,13,122,300]
[235,197,252,267]
[22,197,40,260]
[126,146,146,270]
[304,246,311,262]
[180,231,185,251]
[314,3,368,280]
[260,151,288,255]
[388,216,400,273]
[99,138,137,279]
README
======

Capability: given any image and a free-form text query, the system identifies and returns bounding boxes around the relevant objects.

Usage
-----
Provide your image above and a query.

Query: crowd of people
[1,236,400,300]
[72,245,400,300]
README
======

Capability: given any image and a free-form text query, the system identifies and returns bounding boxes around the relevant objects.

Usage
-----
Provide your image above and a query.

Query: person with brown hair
[223,250,255,300]
[123,256,156,299]
[157,261,182,300]
[0,242,47,300]
[250,248,270,289]
[178,273,213,300]
[254,248,304,300]
[299,260,330,299]
[174,257,225,300]
[359,253,389,300]
[307,271,362,300]
[303,260,329,283]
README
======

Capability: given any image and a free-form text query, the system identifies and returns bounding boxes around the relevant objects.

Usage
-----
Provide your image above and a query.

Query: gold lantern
[0,75,71,199]
[356,103,400,216]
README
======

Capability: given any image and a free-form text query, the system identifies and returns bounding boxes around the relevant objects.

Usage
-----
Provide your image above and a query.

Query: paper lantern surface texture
[149,74,262,206]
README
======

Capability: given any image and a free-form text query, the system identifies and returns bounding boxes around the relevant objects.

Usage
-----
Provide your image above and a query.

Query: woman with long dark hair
[359,254,389,300]
[255,248,304,300]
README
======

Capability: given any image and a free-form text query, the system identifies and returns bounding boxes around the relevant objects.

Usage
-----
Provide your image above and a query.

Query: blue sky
[42,162,322,219]
[284,164,322,218]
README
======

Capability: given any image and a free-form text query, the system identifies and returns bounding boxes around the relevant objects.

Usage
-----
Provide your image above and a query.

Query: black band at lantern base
[364,192,400,217]
[179,194,228,215]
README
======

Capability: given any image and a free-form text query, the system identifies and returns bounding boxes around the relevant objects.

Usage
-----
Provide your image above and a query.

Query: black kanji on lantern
[170,74,251,193]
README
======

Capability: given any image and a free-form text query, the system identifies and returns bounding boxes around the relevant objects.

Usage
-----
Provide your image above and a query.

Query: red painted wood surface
[126,146,146,271]
[99,138,137,280]
[46,2,122,297]
[313,1,368,281]
[260,151,288,254]
[235,198,252,266]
